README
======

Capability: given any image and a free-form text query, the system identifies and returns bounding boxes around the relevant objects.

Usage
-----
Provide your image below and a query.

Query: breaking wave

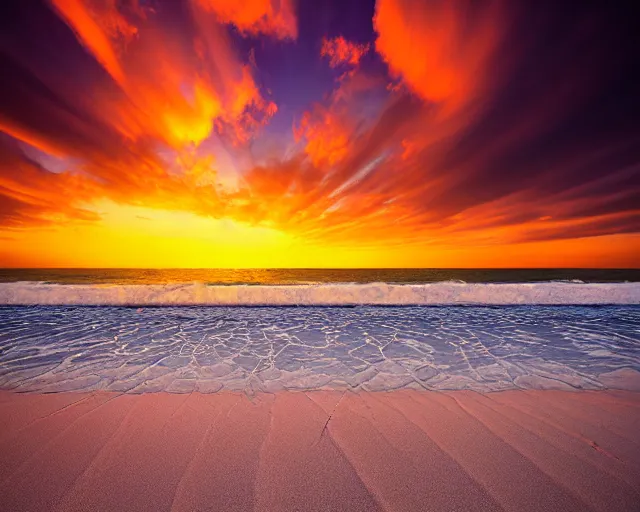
[1,281,639,305]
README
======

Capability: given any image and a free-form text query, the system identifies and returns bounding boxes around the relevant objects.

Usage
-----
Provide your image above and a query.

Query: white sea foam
[0,281,638,305]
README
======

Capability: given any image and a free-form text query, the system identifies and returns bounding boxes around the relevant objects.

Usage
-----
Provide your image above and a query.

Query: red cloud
[0,139,102,228]
[293,72,385,169]
[320,36,370,68]
[50,0,144,86]
[194,0,297,39]
[294,108,350,167]
[374,0,503,111]
[0,0,636,266]
[50,0,277,149]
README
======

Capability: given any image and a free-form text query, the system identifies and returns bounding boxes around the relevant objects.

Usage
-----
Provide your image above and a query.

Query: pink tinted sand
[0,389,638,512]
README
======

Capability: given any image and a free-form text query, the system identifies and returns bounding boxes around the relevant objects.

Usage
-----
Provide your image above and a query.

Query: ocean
[0,268,638,395]
[0,267,638,285]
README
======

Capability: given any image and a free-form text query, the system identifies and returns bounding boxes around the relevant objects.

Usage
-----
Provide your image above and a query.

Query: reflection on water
[0,268,638,285]
[0,305,638,393]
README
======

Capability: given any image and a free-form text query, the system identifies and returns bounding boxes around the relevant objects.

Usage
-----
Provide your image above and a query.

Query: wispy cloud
[0,0,637,266]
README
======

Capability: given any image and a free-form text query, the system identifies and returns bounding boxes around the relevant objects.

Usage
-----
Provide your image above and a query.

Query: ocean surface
[0,305,638,394]
[0,269,638,393]
[1,268,639,285]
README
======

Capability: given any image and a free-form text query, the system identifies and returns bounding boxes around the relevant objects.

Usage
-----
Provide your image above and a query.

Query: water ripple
[0,306,638,393]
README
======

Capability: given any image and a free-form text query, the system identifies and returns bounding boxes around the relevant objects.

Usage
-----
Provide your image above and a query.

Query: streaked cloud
[194,0,297,39]
[0,0,637,266]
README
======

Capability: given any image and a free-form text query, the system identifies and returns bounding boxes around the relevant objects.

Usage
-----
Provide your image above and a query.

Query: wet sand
[0,389,638,511]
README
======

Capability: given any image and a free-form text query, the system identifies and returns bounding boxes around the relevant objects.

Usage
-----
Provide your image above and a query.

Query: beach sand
[0,389,638,511]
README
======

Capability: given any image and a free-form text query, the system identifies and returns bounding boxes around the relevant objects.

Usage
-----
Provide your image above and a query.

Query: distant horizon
[2,267,639,286]
[1,266,639,271]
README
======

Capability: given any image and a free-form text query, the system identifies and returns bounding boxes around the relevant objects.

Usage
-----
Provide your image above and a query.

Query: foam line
[0,281,639,305]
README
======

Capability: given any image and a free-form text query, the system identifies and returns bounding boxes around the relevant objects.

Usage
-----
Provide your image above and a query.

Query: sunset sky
[0,0,638,268]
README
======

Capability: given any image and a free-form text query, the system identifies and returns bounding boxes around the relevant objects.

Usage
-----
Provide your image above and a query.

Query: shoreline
[2,281,639,305]
[1,388,639,511]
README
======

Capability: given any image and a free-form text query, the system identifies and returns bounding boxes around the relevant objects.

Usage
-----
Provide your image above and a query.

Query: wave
[1,281,639,305]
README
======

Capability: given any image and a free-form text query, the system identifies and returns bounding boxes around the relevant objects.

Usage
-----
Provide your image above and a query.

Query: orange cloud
[0,139,101,228]
[194,0,297,39]
[294,108,350,167]
[50,0,142,86]
[374,0,502,110]
[293,71,386,169]
[0,0,637,269]
[320,36,369,68]
[51,0,276,149]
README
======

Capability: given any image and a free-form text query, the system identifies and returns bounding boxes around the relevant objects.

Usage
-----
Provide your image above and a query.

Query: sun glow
[0,202,388,268]
[0,0,638,268]
[0,198,637,268]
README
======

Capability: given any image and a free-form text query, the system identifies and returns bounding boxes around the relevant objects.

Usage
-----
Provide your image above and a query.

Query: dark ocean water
[0,268,638,285]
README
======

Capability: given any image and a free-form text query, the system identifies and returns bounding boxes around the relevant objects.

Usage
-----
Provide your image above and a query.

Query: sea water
[1,269,638,394]
[0,304,638,394]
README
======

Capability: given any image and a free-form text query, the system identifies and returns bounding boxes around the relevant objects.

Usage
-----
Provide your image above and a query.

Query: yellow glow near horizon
[2,0,638,271]
[0,200,638,268]
[0,201,385,268]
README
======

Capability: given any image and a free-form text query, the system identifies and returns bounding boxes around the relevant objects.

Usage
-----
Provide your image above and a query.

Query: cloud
[0,0,637,258]
[294,107,350,167]
[0,136,101,228]
[50,0,276,149]
[278,0,640,246]
[321,36,370,68]
[293,71,387,168]
[194,0,297,39]
[374,0,502,112]
[49,0,143,86]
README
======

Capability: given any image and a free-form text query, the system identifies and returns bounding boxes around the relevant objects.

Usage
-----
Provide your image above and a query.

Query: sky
[0,0,638,268]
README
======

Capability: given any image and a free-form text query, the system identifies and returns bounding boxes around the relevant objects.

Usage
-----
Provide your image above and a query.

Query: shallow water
[0,305,638,393]
[2,281,639,305]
